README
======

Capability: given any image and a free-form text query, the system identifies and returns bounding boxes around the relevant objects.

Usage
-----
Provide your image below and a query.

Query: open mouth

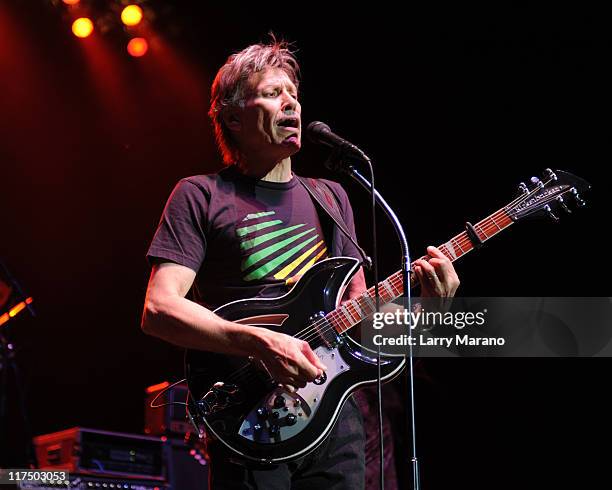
[276,117,300,130]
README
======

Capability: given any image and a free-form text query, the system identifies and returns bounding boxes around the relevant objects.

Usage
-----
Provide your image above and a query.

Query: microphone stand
[325,153,420,490]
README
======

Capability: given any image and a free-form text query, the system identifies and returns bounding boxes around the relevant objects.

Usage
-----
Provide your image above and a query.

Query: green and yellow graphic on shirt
[237,211,327,283]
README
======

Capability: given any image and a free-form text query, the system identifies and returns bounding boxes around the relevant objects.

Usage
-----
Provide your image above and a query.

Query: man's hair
[208,37,300,165]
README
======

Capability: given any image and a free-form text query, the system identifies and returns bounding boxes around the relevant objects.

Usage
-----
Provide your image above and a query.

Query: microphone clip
[323,147,357,174]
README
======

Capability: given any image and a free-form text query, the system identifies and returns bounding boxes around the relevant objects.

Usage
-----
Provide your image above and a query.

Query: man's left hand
[413,246,460,297]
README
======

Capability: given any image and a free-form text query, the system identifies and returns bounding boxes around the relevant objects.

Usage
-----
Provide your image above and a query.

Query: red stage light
[127,37,148,57]
[72,17,94,38]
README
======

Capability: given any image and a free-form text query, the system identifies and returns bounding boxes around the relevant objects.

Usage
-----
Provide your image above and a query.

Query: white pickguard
[238,345,350,443]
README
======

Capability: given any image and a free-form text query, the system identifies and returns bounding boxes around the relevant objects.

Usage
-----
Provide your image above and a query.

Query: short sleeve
[146,178,209,272]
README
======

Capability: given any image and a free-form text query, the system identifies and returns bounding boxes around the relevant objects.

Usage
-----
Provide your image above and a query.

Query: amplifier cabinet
[33,427,164,481]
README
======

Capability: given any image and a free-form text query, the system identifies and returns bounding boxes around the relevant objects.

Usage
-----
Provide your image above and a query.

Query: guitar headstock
[505,169,591,222]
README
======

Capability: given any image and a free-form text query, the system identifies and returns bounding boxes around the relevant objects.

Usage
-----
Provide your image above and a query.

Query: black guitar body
[185,257,405,464]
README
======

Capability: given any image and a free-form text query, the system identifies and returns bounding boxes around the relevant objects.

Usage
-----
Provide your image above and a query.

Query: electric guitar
[185,169,589,464]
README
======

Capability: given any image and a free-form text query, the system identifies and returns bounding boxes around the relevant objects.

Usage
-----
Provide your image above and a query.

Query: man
[142,38,459,489]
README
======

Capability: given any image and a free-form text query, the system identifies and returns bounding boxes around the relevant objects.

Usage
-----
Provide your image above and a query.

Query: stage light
[146,381,169,394]
[127,37,148,57]
[62,0,80,5]
[121,5,143,27]
[0,297,33,328]
[72,17,94,38]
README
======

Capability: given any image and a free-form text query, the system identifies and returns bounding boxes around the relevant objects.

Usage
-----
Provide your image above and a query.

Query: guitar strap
[297,176,371,268]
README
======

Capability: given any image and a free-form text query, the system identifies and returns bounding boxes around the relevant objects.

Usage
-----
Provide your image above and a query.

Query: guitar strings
[297,181,569,345]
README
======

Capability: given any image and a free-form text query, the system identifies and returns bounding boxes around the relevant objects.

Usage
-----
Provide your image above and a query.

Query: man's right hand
[143,262,326,388]
[250,328,327,388]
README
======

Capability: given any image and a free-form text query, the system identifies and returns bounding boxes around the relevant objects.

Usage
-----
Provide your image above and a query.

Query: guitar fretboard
[326,207,514,334]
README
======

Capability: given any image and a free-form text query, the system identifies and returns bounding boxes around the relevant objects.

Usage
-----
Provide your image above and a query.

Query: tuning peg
[557,196,571,213]
[518,182,529,194]
[544,168,558,181]
[544,205,559,222]
[530,176,544,189]
[570,187,586,207]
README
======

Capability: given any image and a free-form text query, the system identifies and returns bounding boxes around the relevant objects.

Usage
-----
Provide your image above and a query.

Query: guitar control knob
[253,423,262,432]
[256,407,268,418]
[313,371,327,385]
[271,411,280,420]
[274,395,286,408]
[286,414,297,426]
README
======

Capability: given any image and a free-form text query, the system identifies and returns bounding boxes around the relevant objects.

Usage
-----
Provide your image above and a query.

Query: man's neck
[237,157,293,183]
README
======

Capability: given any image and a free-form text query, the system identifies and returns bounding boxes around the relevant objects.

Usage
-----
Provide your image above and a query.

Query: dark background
[1,1,610,488]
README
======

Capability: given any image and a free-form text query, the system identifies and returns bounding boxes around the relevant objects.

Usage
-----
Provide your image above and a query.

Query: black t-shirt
[147,165,361,309]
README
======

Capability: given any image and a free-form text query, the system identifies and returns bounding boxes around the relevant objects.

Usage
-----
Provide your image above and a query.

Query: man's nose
[281,91,298,113]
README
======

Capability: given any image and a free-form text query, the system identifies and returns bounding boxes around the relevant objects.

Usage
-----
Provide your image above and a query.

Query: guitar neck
[328,207,514,334]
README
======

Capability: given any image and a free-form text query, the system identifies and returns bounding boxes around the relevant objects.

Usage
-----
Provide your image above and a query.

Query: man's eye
[265,90,279,97]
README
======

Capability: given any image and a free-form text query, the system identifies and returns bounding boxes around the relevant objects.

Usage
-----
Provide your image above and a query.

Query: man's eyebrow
[259,82,280,90]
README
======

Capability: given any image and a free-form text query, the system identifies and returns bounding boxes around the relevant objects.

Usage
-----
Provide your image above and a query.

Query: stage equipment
[144,382,190,437]
[34,427,165,481]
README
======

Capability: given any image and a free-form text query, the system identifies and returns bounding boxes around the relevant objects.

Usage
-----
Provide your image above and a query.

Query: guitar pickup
[309,311,340,348]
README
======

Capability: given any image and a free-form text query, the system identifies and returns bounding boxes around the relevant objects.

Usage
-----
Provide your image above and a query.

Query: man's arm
[141,262,326,388]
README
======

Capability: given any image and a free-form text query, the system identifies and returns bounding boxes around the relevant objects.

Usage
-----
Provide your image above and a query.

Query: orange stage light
[127,37,148,57]
[146,381,170,394]
[121,5,143,27]
[0,297,33,328]
[72,17,94,38]
[9,302,26,317]
[62,0,80,5]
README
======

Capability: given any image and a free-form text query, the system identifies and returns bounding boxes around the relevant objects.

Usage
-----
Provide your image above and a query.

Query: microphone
[306,121,370,173]
[306,121,365,159]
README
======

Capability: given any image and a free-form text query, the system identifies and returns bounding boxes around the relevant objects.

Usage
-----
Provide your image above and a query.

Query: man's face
[231,67,301,161]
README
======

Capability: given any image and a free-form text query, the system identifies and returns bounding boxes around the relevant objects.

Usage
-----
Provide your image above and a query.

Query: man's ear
[223,110,241,132]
